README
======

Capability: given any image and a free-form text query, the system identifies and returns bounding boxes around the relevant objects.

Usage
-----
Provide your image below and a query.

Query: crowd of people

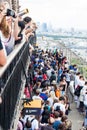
[16,45,87,130]
[0,0,37,66]
[0,0,87,130]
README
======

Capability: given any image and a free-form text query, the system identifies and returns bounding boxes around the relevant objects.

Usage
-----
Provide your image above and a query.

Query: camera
[6,9,16,18]
[6,8,29,18]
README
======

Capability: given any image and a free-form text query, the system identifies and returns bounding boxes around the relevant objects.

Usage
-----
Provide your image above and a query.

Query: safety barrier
[0,39,30,130]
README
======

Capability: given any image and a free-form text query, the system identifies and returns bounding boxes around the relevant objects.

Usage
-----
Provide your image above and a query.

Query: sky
[19,0,87,30]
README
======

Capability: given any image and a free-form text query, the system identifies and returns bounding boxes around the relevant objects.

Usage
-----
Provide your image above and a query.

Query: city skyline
[20,0,87,30]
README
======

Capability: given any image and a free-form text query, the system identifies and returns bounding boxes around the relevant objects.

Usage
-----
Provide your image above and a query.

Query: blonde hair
[0,16,10,38]
[0,1,10,38]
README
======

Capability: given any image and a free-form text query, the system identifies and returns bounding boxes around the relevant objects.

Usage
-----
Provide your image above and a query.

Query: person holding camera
[0,0,21,55]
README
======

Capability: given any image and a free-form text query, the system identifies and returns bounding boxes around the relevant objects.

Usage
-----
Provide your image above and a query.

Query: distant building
[71,28,75,35]
[47,23,53,32]
[41,23,48,32]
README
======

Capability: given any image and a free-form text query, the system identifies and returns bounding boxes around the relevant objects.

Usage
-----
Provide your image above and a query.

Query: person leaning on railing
[23,16,34,41]
[23,16,36,55]
[15,20,25,45]
[0,0,22,56]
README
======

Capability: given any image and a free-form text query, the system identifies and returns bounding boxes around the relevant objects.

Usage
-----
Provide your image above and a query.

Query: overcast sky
[20,0,87,30]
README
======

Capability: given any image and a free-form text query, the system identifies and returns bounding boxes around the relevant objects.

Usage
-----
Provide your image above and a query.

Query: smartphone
[6,9,16,18]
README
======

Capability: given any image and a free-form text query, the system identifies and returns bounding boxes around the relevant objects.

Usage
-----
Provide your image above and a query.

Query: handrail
[0,38,26,77]
[0,37,30,130]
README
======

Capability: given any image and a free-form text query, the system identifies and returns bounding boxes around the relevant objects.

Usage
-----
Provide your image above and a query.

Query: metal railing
[0,40,30,130]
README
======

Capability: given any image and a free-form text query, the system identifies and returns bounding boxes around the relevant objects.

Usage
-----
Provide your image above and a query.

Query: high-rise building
[41,23,48,32]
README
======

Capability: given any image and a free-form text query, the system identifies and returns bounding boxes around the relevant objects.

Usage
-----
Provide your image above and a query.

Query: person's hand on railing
[25,32,34,42]
[25,28,33,35]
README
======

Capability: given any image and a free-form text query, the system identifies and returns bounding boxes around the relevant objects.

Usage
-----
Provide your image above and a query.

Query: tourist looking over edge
[23,16,37,45]
[23,16,34,39]
[0,0,21,55]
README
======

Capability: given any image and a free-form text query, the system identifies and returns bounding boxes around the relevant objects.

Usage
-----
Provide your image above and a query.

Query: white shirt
[75,75,80,89]
[47,97,53,107]
[0,31,15,55]
[31,119,39,130]
[80,85,87,102]
[32,95,42,100]
[0,31,7,56]
[84,94,87,106]
[47,68,53,78]
[53,102,65,114]
[78,79,85,87]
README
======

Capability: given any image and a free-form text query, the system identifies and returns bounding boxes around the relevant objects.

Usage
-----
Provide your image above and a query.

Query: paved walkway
[68,102,84,130]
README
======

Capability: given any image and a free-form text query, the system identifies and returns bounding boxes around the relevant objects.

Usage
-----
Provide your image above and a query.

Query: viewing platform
[0,0,87,130]
[0,35,87,130]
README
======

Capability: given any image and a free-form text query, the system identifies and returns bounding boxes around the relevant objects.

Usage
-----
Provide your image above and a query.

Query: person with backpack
[24,117,32,130]
[17,110,25,130]
[17,120,24,130]
[31,115,40,130]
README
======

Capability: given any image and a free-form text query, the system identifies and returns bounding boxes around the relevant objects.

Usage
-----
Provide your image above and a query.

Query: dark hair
[58,110,63,117]
[59,96,65,101]
[55,106,60,111]
[25,118,31,128]
[15,21,25,45]
[58,123,66,130]
[51,71,55,74]
[18,21,25,31]
[61,115,68,122]
[23,16,32,24]
[54,111,59,118]
[76,72,80,75]
[85,81,87,85]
